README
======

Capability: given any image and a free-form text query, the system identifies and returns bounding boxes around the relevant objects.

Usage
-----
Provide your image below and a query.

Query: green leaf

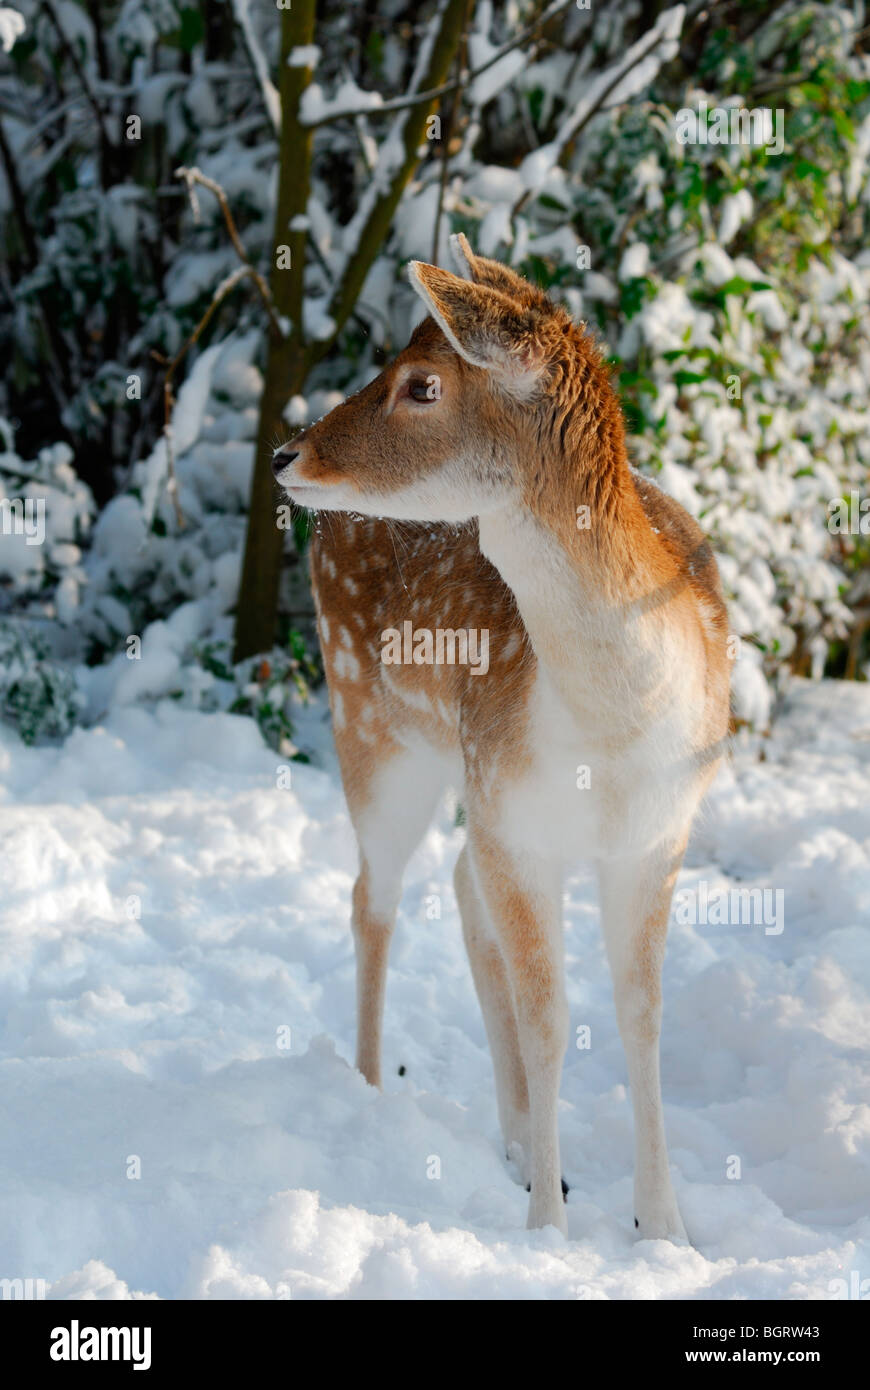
[619,370,658,395]
[619,276,654,319]
[832,110,854,143]
[166,7,205,54]
[846,80,870,104]
[365,30,384,72]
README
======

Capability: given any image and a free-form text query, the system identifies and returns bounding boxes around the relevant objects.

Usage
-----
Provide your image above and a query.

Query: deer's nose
[272,446,299,479]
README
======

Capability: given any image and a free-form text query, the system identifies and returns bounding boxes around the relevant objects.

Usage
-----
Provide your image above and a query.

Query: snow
[1,679,868,1299]
[467,2,527,107]
[288,46,321,70]
[230,0,280,134]
[0,6,24,53]
[719,189,753,246]
[300,81,384,126]
[303,302,337,343]
[139,343,223,522]
[618,243,650,281]
[165,249,233,308]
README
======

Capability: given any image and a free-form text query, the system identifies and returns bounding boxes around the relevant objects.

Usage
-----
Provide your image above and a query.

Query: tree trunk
[233,0,316,662]
[233,0,469,662]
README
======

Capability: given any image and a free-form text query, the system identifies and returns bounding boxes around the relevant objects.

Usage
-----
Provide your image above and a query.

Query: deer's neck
[477,427,674,724]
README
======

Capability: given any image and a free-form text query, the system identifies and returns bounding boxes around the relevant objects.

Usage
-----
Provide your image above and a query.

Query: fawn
[273,235,730,1238]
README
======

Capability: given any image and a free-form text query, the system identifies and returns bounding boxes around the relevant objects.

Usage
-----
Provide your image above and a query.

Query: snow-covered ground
[1,677,868,1300]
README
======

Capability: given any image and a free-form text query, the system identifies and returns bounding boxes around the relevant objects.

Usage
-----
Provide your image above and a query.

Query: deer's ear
[449,232,477,282]
[449,233,546,308]
[408,260,544,394]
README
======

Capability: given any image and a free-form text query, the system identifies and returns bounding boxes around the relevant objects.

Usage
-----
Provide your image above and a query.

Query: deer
[272,234,730,1239]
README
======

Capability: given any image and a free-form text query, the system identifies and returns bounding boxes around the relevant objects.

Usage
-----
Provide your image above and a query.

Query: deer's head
[273,234,618,524]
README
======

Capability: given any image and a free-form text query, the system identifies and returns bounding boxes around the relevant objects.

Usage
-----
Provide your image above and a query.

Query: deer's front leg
[471,832,568,1234]
[454,845,530,1169]
[597,839,689,1243]
[351,863,397,1088]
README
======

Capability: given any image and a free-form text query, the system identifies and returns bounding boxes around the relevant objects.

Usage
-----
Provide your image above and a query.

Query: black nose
[272,448,298,479]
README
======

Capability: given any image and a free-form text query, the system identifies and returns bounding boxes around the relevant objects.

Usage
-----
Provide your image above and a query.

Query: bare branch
[174,166,283,336]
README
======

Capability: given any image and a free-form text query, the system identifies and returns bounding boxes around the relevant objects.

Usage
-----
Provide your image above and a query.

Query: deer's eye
[406,377,437,403]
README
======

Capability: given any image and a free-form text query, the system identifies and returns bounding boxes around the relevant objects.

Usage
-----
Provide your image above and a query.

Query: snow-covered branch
[300,0,576,127]
[231,0,281,135]
[315,0,469,348]
[514,3,685,210]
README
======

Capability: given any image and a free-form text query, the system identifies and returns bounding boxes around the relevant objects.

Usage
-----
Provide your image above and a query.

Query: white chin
[285,485,333,507]
[284,488,459,522]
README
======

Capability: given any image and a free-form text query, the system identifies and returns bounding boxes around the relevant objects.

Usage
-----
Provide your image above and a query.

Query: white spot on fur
[381,667,435,714]
[334,648,361,680]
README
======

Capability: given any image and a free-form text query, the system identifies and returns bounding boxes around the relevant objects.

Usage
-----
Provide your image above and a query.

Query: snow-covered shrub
[0,620,82,744]
[52,331,320,751]
[0,0,275,507]
[73,335,262,658]
[0,420,94,622]
[546,3,870,700]
[200,636,318,756]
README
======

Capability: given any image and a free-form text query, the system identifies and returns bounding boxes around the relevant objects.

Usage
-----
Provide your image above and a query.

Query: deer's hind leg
[339,731,450,1089]
[597,835,690,1242]
[469,831,569,1233]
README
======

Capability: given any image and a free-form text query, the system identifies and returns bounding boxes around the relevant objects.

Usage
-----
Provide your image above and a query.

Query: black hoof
[526,1179,570,1201]
[634,1217,639,1229]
